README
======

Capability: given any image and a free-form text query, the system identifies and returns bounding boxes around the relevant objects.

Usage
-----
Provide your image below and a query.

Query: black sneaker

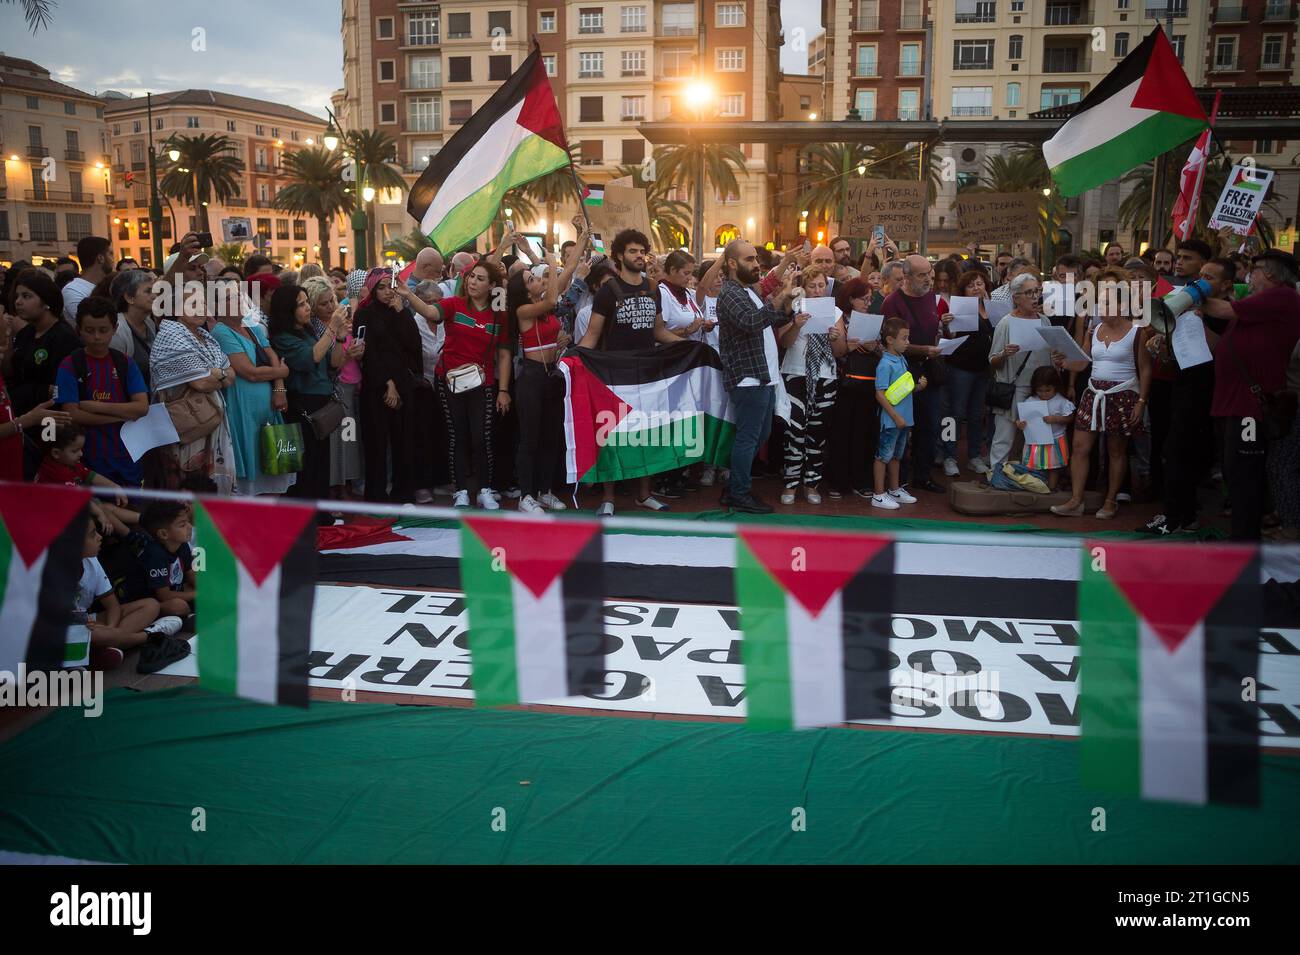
[137,631,192,675]
[654,480,685,500]
[912,479,945,494]
[852,486,875,499]
[730,493,774,514]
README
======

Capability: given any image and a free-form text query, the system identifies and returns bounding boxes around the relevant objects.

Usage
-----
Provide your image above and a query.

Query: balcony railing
[64,148,85,161]
[29,230,59,242]
[621,21,647,32]
[405,33,439,45]
[620,113,646,122]
[899,14,925,28]
[658,24,695,36]
[621,68,647,77]
[951,105,993,116]
[1264,1,1292,19]
[131,161,146,171]
[956,12,996,24]
[898,108,921,120]
[855,64,879,77]
[855,15,880,30]
[254,199,273,208]
[578,69,604,78]
[851,109,877,120]
[404,118,441,132]
[1211,57,1239,70]
[228,197,248,206]
[578,24,604,34]
[954,59,994,70]
[253,163,273,173]
[402,74,442,89]
[1212,4,1246,21]
[1260,56,1285,69]
[25,189,93,203]
[1044,51,1089,72]
[26,145,49,158]
[447,30,471,39]
[899,62,923,76]
[1144,1,1188,17]
[1044,4,1090,25]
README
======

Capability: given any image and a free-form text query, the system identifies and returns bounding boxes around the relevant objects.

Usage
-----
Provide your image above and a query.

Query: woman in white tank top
[1051,267,1153,520]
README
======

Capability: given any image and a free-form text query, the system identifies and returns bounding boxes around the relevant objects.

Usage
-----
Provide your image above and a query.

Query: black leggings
[360,387,415,503]
[439,379,495,491]
[287,392,333,503]
[515,360,564,498]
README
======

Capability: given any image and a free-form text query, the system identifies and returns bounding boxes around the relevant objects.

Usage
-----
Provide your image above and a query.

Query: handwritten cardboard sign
[955,192,1040,245]
[587,183,654,247]
[843,179,926,242]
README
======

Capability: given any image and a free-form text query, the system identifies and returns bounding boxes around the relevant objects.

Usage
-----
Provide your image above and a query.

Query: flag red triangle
[465,516,599,599]
[202,498,317,587]
[0,483,91,567]
[1131,29,1208,123]
[1154,276,1175,297]
[561,356,632,480]
[517,55,567,150]
[1087,539,1256,653]
[316,516,411,551]
[739,528,891,617]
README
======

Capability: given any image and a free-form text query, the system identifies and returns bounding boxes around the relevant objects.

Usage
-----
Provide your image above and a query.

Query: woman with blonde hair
[302,275,364,497]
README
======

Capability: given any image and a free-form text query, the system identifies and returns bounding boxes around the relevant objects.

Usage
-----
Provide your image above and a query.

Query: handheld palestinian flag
[1043,27,1208,197]
[193,498,316,707]
[735,528,894,731]
[1078,540,1261,805]
[460,515,606,707]
[559,340,735,483]
[0,483,91,673]
[583,185,604,208]
[407,47,569,254]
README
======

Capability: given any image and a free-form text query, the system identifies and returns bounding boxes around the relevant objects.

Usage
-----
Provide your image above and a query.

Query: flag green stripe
[582,414,735,484]
[428,135,569,254]
[193,505,240,698]
[459,526,519,708]
[735,538,794,732]
[0,530,12,610]
[1078,550,1141,796]
[1050,111,1207,197]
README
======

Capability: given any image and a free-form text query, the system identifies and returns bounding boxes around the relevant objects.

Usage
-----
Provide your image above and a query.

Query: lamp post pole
[146,93,165,267]
[325,107,369,267]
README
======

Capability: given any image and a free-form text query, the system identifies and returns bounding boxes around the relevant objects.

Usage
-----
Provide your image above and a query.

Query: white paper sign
[848,311,884,343]
[985,296,1014,326]
[799,296,839,336]
[1017,397,1054,446]
[120,403,180,462]
[936,336,966,356]
[1007,318,1047,351]
[1209,164,1276,235]
[1172,312,1214,368]
[947,296,981,333]
[1036,324,1091,364]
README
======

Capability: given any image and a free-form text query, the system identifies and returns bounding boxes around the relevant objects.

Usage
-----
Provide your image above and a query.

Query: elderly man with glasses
[987,271,1055,473]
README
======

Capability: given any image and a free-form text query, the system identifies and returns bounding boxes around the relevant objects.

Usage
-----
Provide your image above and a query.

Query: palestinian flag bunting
[407,47,569,254]
[193,499,316,707]
[1043,28,1208,197]
[460,516,606,707]
[735,528,894,731]
[1079,540,1261,805]
[0,483,91,672]
[559,340,735,483]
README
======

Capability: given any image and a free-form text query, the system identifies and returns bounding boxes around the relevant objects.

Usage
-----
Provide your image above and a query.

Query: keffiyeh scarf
[150,319,230,394]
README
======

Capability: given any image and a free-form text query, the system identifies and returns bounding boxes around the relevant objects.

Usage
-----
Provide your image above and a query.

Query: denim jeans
[728,384,776,498]
[939,365,989,462]
[902,381,942,485]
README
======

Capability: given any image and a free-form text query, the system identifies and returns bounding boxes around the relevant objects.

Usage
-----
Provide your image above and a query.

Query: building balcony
[855,66,880,77]
[954,60,994,71]
[447,30,471,40]
[254,199,273,208]
[1211,57,1239,71]
[64,148,85,161]
[1259,58,1286,70]
[25,189,92,203]
[1044,52,1090,73]
[1264,1,1294,20]
[855,15,880,30]
[899,15,925,29]
[1144,1,1188,18]
[228,197,248,206]
[1044,4,1091,25]
[898,63,924,77]
[951,106,993,117]
[621,69,647,77]
[403,34,440,47]
[402,118,442,133]
[621,23,648,32]
[578,70,605,79]
[253,163,275,173]
[956,12,997,24]
[401,75,442,90]
[1212,4,1246,21]
[657,25,695,37]
[131,161,146,171]
[26,145,49,158]
[578,25,604,34]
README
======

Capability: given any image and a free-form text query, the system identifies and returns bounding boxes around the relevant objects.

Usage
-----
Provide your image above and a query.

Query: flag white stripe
[418,100,528,234]
[786,591,845,729]
[607,364,736,429]
[236,563,281,705]
[1140,620,1207,804]
[0,551,47,673]
[512,576,568,703]
[1043,78,1151,169]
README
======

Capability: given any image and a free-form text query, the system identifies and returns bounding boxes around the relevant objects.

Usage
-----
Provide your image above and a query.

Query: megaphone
[1149,278,1214,337]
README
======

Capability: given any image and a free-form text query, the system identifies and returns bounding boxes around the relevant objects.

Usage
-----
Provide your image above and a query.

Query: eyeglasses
[1018,288,1042,297]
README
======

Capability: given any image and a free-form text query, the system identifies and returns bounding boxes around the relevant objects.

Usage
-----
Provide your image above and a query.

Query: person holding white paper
[777,267,849,504]
[987,273,1054,473]
[1014,367,1075,491]
[939,271,995,476]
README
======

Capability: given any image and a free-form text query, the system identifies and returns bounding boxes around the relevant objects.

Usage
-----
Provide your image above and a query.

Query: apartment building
[0,54,111,266]
[831,0,929,122]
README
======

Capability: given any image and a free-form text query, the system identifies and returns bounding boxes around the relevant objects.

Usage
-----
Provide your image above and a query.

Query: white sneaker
[637,495,669,511]
[943,457,960,477]
[489,489,502,502]
[804,486,822,505]
[871,493,900,510]
[539,491,567,511]
[414,488,434,504]
[1116,492,1132,502]
[477,489,500,510]
[144,615,183,637]
[700,467,716,487]
[518,495,544,514]
[889,487,918,504]
[780,490,796,505]
[596,501,615,517]
[970,457,991,475]
[452,489,470,508]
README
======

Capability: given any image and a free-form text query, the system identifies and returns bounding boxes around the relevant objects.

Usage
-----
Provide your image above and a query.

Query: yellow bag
[884,371,915,406]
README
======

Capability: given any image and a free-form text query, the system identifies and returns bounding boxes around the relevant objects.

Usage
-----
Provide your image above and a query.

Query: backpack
[67,347,133,403]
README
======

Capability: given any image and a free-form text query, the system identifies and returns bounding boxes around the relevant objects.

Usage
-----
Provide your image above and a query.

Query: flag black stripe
[1203,552,1261,806]
[562,533,607,698]
[840,545,894,723]
[275,521,316,708]
[570,339,724,387]
[1058,27,1158,124]
[27,505,90,672]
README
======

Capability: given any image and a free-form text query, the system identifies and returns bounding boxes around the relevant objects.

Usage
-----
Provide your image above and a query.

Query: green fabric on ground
[1,689,1295,864]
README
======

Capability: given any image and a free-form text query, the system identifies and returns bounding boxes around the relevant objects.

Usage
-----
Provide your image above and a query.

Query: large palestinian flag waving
[559,340,735,483]
[1043,27,1208,197]
[735,528,894,731]
[460,515,606,707]
[0,483,91,673]
[193,498,316,707]
[1078,540,1261,805]
[407,46,569,254]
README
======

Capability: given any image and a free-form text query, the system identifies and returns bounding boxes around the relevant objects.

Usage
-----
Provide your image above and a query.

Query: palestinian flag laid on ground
[0,483,91,673]
[407,46,569,254]
[1078,539,1261,805]
[559,340,735,483]
[1043,27,1208,197]
[734,528,894,731]
[460,515,606,707]
[193,498,316,707]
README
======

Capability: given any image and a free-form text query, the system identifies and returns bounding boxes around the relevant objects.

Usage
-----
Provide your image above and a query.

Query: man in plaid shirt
[716,239,800,514]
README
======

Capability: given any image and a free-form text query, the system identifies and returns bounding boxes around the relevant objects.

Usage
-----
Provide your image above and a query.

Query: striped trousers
[782,374,837,489]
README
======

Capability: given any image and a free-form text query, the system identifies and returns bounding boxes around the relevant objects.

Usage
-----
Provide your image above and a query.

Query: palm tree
[211,242,247,269]
[524,145,581,243]
[958,145,1066,259]
[613,164,692,250]
[489,188,539,245]
[343,129,407,265]
[653,141,748,206]
[273,146,355,269]
[385,228,433,261]
[158,134,245,239]
[797,143,874,229]
[4,0,54,31]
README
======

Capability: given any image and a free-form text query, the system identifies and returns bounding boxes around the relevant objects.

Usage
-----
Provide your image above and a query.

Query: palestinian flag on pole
[460,515,605,707]
[1078,540,1261,805]
[193,498,316,707]
[0,483,91,673]
[735,528,894,731]
[559,340,735,483]
[407,46,569,254]
[1043,27,1208,197]
[583,185,604,207]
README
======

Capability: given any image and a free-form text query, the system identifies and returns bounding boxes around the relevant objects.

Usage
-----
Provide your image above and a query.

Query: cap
[163,250,209,272]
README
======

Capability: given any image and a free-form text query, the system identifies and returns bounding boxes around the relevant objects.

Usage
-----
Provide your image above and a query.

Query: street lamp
[168,147,180,163]
[685,80,715,260]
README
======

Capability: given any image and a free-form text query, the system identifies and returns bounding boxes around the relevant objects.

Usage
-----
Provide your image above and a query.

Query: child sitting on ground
[871,317,928,511]
[36,423,139,535]
[1015,366,1076,491]
[117,501,197,624]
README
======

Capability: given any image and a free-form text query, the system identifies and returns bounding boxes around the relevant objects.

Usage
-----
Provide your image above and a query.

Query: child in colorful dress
[1015,366,1075,491]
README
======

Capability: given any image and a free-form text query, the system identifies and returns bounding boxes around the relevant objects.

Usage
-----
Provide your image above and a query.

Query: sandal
[1095,500,1118,519]
[1050,500,1085,517]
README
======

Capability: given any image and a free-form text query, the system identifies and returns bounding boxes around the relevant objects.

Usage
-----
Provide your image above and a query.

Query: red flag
[1170,91,1220,242]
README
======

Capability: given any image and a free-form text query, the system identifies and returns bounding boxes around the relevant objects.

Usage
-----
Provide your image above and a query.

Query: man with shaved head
[715,238,801,513]
[440,251,477,297]
[409,247,444,287]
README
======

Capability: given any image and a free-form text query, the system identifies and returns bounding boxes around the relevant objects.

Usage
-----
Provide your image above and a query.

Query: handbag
[1222,328,1299,441]
[302,391,347,441]
[163,388,223,445]
[884,370,915,406]
[445,362,485,394]
[259,422,305,475]
[986,353,1032,411]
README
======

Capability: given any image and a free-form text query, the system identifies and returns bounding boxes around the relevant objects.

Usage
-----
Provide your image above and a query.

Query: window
[1008,35,1022,59]
[161,217,172,239]
[1007,81,1021,105]
[1265,0,1288,16]
[28,125,43,149]
[717,3,744,26]
[1040,85,1083,110]
[448,12,471,38]
[856,44,878,76]
[449,56,472,82]
[580,139,603,165]
[543,54,558,76]
[1170,34,1184,64]
[717,48,745,71]
[580,96,604,122]
[380,102,397,124]
[488,10,511,35]
[1214,35,1237,69]
[899,43,921,76]
[622,50,646,76]
[955,0,996,23]
[1044,45,1084,72]
[117,218,130,241]
[226,120,237,132]
[409,55,440,88]
[720,93,744,117]
[954,39,994,70]
[271,127,279,138]
[1256,139,1275,153]
[800,96,812,110]
[255,124,265,136]
[276,219,290,240]
[64,101,76,116]
[376,17,394,39]
[1116,0,1130,8]
[66,129,79,151]
[113,124,121,135]
[490,55,512,80]
[379,60,395,82]
[256,218,271,237]
[1261,35,1284,69]
[0,212,8,241]
[155,118,163,130]
[412,141,440,170]
[294,220,308,241]
[408,12,438,44]
[899,89,920,120]
[130,142,144,166]
[659,47,693,78]
[1114,32,1129,57]
[579,8,604,33]
[951,86,993,117]
[662,3,695,36]
[409,97,440,131]
[138,217,151,239]
[622,5,647,30]
[854,89,876,120]
[579,51,604,77]
[186,116,200,128]
[449,99,473,125]
[622,139,646,164]
[133,120,141,133]
[621,95,646,120]
[539,10,556,32]
[30,212,58,242]
[26,96,39,110]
